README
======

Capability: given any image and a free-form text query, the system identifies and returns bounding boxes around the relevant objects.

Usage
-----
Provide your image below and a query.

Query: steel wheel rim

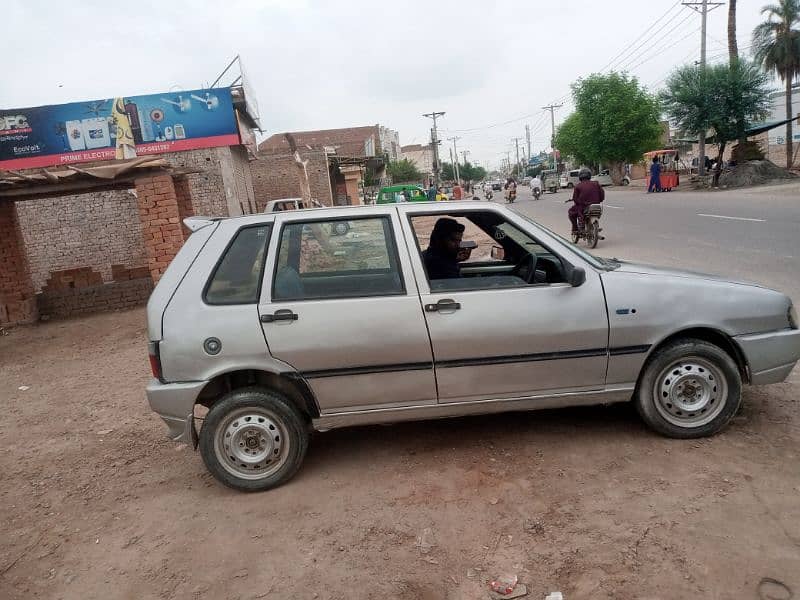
[214,407,290,480]
[652,356,728,427]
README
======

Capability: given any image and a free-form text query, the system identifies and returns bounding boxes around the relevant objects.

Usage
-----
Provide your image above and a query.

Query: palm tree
[729,0,738,63]
[753,0,800,168]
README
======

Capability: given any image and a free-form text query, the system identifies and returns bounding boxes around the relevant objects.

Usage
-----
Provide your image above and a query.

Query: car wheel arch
[196,369,319,419]
[638,327,750,385]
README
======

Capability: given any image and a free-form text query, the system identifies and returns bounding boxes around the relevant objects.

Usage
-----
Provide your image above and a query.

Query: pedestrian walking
[647,157,662,193]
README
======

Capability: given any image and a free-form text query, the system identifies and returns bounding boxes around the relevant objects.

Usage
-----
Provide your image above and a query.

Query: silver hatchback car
[146,202,800,491]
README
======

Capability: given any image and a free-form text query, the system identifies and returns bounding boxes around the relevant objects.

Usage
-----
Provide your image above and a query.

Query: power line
[612,11,697,73]
[623,26,701,73]
[599,1,684,72]
[444,110,547,133]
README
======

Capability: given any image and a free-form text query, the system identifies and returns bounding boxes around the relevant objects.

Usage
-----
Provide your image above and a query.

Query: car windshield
[516,213,619,270]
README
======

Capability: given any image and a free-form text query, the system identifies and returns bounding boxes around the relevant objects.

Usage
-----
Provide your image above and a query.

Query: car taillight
[148,341,163,380]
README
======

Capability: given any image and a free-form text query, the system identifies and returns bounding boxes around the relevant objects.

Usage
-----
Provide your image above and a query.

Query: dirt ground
[1,307,799,600]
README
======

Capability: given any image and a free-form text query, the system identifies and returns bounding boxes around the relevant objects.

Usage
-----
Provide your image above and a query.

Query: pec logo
[0,115,30,131]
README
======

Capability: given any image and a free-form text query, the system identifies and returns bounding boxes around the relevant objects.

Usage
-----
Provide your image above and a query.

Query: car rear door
[400,204,609,404]
[258,206,436,414]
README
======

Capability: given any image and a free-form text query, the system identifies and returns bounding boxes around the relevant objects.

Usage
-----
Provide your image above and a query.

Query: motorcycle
[504,187,517,203]
[566,200,604,248]
[531,186,541,201]
[484,189,493,200]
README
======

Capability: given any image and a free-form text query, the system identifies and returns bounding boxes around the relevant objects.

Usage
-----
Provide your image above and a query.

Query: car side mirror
[569,267,586,287]
[490,245,505,260]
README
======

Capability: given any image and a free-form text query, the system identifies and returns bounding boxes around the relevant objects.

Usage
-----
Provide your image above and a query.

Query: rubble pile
[718,160,798,188]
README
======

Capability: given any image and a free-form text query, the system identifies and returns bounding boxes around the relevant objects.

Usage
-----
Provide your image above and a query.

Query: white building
[379,126,401,161]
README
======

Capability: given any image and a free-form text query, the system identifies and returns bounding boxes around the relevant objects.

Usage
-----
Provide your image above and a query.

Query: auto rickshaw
[644,149,680,191]
[375,185,428,203]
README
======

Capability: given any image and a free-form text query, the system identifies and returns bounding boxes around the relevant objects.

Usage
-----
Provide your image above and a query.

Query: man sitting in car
[422,218,465,279]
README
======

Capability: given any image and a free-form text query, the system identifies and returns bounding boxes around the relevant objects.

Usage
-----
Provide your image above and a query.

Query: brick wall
[37,277,154,319]
[250,150,333,210]
[134,175,186,283]
[160,148,229,217]
[15,190,147,293]
[0,201,37,324]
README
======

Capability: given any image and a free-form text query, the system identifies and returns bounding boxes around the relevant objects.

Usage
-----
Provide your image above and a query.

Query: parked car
[592,169,630,187]
[263,198,305,212]
[146,201,800,491]
[376,185,427,203]
[566,169,581,188]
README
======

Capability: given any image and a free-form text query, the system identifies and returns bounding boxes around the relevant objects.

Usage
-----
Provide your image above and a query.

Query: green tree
[660,61,771,182]
[440,161,455,181]
[386,158,422,183]
[460,161,488,182]
[752,0,800,168]
[554,73,662,183]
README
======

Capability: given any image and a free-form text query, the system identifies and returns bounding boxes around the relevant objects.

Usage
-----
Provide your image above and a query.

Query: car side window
[205,225,271,305]
[272,217,404,301]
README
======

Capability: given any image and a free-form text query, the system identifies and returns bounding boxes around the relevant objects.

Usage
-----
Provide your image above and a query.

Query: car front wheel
[199,387,309,491]
[635,339,742,438]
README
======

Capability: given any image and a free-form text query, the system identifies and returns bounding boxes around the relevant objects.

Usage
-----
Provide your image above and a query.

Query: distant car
[592,170,613,187]
[491,180,503,191]
[263,198,306,213]
[566,169,581,188]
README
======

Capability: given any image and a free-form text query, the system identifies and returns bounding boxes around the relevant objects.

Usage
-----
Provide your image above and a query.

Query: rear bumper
[146,378,207,443]
[735,329,800,385]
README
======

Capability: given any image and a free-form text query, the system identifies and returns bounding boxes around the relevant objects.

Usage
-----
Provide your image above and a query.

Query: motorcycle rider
[504,177,517,202]
[483,181,494,200]
[568,168,604,234]
[530,174,542,198]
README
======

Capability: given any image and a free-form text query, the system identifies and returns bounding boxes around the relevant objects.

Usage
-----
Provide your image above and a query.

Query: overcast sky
[2,0,768,170]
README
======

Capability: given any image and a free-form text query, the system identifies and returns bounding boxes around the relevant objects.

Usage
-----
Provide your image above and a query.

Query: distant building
[258,124,398,159]
[256,124,401,206]
[401,143,434,178]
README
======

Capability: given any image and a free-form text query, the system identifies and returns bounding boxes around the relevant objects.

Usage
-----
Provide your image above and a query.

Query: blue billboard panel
[0,88,240,169]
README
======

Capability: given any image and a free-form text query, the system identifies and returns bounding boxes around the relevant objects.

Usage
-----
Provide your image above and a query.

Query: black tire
[571,230,580,244]
[635,339,742,438]
[622,178,630,186]
[589,221,600,248]
[199,387,309,492]
[567,182,574,189]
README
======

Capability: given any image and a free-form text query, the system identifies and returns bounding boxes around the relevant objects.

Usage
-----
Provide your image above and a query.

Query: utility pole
[525,124,532,159]
[683,0,724,176]
[448,136,461,183]
[542,103,563,170]
[512,137,523,178]
[423,111,445,185]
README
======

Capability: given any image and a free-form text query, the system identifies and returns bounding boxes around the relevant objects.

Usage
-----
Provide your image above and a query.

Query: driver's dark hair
[429,218,465,246]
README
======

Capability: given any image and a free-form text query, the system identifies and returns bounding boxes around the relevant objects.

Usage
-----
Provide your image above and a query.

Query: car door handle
[260,309,298,323]
[425,299,461,312]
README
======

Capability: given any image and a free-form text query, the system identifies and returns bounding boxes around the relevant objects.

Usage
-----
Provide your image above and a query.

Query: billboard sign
[0,87,240,170]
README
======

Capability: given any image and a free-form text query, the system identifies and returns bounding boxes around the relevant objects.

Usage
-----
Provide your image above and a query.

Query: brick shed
[0,147,255,326]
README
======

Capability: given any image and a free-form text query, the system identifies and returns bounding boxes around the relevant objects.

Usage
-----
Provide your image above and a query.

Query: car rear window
[204,225,271,304]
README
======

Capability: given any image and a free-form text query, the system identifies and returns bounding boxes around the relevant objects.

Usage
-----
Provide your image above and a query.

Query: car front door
[258,207,437,414]
[400,205,609,404]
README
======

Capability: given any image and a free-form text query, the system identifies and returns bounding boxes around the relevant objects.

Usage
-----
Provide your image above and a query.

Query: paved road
[507,181,800,302]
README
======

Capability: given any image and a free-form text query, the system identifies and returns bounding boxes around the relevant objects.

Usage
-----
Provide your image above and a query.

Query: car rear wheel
[567,183,574,189]
[199,387,309,491]
[635,339,741,438]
